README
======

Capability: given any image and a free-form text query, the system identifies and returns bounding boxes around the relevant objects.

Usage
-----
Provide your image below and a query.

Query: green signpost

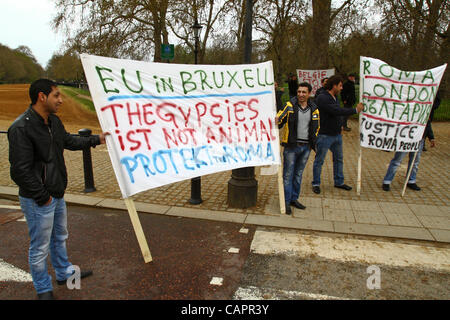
[161,44,174,61]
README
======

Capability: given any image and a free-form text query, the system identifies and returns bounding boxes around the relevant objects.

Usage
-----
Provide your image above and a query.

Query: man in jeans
[276,82,320,214]
[8,79,109,299]
[312,75,363,194]
[382,116,436,191]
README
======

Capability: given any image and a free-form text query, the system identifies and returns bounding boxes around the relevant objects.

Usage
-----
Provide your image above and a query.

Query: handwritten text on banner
[81,54,280,198]
[359,56,446,152]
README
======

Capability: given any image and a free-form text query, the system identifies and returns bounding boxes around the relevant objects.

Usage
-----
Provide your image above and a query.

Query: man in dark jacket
[311,75,363,194]
[276,82,320,214]
[340,73,357,131]
[8,79,109,300]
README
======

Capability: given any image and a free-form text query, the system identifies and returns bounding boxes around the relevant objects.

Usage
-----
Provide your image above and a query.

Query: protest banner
[357,56,447,195]
[296,69,335,96]
[80,54,282,261]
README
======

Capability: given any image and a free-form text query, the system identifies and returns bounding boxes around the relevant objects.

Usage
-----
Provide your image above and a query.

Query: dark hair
[29,79,57,105]
[321,77,328,85]
[324,75,343,91]
[298,82,312,93]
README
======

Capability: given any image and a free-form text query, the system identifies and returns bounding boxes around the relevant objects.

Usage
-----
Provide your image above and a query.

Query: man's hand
[355,102,364,113]
[430,139,436,148]
[275,116,279,124]
[99,132,110,144]
[45,196,52,206]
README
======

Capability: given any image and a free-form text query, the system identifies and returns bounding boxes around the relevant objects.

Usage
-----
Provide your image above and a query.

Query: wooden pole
[401,152,419,198]
[357,64,364,196]
[123,198,152,263]
[278,158,286,214]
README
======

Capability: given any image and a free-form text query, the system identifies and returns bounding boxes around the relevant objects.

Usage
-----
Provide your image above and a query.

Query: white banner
[81,54,280,198]
[296,68,335,96]
[359,57,446,152]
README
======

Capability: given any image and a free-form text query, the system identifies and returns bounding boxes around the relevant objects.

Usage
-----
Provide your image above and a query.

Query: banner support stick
[277,161,286,214]
[123,197,152,263]
[357,115,362,196]
[401,152,418,198]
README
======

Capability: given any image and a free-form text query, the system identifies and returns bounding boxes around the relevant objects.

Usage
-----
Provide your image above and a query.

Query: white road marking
[0,259,32,282]
[228,247,240,254]
[0,205,21,210]
[250,230,450,271]
[233,285,352,300]
[210,277,223,286]
[239,228,249,234]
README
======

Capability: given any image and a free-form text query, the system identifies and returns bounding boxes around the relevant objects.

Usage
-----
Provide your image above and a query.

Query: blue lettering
[179,148,196,170]
[266,142,275,161]
[152,151,167,173]
[120,156,138,183]
[135,153,155,177]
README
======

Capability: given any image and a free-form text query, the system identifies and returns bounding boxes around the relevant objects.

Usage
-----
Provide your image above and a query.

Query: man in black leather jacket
[8,79,108,300]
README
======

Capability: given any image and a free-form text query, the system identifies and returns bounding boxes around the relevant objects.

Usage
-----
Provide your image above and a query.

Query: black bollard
[78,128,96,193]
[189,176,203,204]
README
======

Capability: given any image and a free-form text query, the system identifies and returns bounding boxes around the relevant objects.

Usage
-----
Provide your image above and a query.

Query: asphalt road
[1,202,449,302]
[0,204,256,300]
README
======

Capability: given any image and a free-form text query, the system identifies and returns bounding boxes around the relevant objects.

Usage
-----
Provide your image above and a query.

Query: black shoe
[57,270,93,285]
[37,291,54,300]
[407,183,421,191]
[290,201,306,210]
[312,186,321,194]
[423,146,427,152]
[382,184,390,191]
[285,206,292,215]
[334,184,352,191]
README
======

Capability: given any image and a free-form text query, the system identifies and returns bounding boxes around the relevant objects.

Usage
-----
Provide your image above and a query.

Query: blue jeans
[312,134,345,186]
[283,144,311,204]
[19,196,74,294]
[383,139,424,184]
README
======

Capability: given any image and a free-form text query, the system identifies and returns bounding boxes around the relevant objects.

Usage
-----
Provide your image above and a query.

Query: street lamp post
[189,19,203,205]
[227,0,258,208]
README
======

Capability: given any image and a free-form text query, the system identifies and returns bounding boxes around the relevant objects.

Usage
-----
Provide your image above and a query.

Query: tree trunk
[309,0,331,69]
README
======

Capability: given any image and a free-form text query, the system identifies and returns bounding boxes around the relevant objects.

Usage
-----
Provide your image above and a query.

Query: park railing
[0,128,97,193]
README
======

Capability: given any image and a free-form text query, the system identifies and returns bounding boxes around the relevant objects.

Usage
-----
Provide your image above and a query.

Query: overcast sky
[0,0,64,68]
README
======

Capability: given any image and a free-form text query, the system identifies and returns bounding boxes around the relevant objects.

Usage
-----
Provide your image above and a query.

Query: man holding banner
[8,79,109,299]
[312,75,364,194]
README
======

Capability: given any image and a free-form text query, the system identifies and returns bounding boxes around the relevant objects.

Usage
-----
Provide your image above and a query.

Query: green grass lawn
[59,85,95,112]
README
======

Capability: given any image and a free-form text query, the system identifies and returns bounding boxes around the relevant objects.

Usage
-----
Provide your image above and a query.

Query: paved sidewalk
[1,120,449,243]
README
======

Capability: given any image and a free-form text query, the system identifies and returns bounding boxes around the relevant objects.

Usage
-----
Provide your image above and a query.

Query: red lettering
[142,103,156,126]
[101,104,123,127]
[210,103,223,125]
[243,122,258,143]
[233,101,246,122]
[136,129,152,150]
[178,106,192,127]
[126,130,141,151]
[126,102,142,126]
[219,127,232,144]
[157,102,179,128]
[206,127,217,143]
[195,102,207,127]
[248,98,259,120]
[162,128,178,149]
[260,120,270,141]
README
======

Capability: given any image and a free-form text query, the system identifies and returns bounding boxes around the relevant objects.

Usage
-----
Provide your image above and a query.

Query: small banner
[359,57,446,152]
[81,54,280,198]
[296,68,335,96]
